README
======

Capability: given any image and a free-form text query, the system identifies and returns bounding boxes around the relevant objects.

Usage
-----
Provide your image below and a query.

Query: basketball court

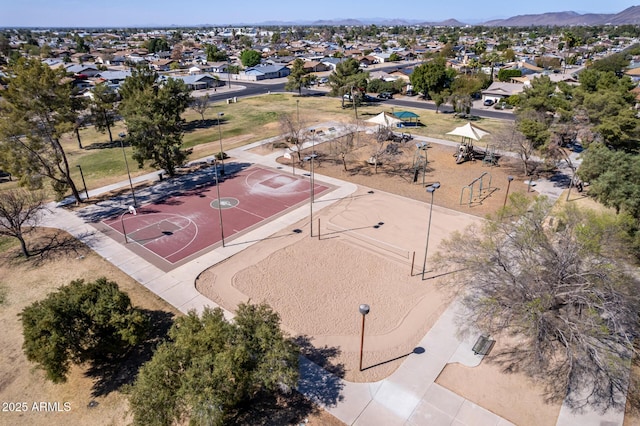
[101,165,330,271]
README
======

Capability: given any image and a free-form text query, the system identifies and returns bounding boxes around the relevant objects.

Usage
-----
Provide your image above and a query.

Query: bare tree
[191,96,211,122]
[0,189,47,257]
[435,194,640,411]
[491,120,538,176]
[278,113,307,164]
[330,121,359,172]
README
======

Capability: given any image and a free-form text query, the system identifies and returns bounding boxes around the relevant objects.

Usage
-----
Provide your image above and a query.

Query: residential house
[481,81,527,103]
[372,53,392,63]
[150,59,176,71]
[94,70,132,87]
[243,64,290,81]
[171,74,222,90]
[65,63,100,77]
[302,61,330,73]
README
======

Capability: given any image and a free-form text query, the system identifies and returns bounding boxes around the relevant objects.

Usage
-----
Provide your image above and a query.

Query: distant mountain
[242,6,640,27]
[605,5,640,24]
[423,19,467,27]
[481,6,640,26]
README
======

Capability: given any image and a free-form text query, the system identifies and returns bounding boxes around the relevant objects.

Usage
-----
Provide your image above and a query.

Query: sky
[1,0,639,28]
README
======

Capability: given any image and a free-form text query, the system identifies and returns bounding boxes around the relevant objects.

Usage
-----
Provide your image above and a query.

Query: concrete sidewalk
[41,127,621,426]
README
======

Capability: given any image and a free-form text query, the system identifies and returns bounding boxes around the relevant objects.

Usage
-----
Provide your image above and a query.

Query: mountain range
[245,6,640,27]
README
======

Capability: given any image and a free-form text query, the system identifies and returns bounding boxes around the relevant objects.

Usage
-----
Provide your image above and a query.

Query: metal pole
[119,134,137,207]
[311,130,315,204]
[227,59,231,88]
[422,183,440,280]
[358,304,370,371]
[217,112,225,175]
[121,212,128,243]
[503,176,513,208]
[296,99,300,125]
[77,165,89,200]
[214,161,225,247]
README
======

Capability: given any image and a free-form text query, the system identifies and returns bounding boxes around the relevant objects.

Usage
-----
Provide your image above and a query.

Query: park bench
[472,335,495,356]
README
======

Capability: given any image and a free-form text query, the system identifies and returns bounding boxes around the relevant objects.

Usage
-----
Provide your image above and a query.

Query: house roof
[95,70,132,81]
[482,82,525,96]
[245,64,288,74]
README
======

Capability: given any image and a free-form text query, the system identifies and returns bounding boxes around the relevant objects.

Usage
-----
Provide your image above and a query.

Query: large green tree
[118,67,192,176]
[328,58,369,108]
[0,58,84,202]
[284,58,316,95]
[409,57,456,99]
[21,278,149,383]
[436,195,640,411]
[240,49,261,67]
[127,303,299,426]
[89,82,118,143]
[578,143,640,219]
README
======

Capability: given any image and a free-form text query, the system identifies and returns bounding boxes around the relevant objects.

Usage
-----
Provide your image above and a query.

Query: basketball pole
[214,161,225,247]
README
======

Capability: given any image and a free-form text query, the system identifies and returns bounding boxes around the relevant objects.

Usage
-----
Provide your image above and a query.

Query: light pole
[227,58,231,88]
[213,160,225,247]
[309,129,316,237]
[76,164,89,200]
[358,304,370,371]
[296,99,300,125]
[503,175,514,208]
[422,183,440,280]
[118,132,137,207]
[121,205,137,243]
[217,112,225,175]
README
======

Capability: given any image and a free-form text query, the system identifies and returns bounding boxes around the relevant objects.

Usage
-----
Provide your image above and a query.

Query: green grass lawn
[10,93,510,200]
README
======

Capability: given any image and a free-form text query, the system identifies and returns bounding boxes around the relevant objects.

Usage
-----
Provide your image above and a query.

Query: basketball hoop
[128,205,137,215]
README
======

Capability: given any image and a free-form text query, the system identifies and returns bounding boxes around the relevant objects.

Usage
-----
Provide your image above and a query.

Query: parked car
[377,91,393,99]
[318,77,329,84]
[483,99,495,106]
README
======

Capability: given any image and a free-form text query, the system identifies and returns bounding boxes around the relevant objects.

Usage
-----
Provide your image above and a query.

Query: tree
[146,38,169,54]
[430,89,449,113]
[409,57,455,99]
[118,67,192,177]
[435,196,640,411]
[491,120,537,176]
[388,52,402,62]
[191,95,210,122]
[328,58,369,108]
[89,82,118,143]
[0,58,84,202]
[21,278,148,383]
[127,303,299,426]
[284,58,316,96]
[240,49,261,67]
[0,189,47,257]
[578,143,640,219]
[204,44,228,62]
[279,112,307,164]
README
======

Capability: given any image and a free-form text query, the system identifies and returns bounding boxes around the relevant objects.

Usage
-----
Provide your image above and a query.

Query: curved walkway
[41,125,619,426]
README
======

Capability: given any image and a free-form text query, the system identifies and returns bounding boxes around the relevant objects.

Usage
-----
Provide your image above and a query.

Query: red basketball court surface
[102,165,330,271]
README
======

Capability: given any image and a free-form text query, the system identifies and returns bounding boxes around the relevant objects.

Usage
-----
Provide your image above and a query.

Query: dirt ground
[0,229,341,426]
[0,229,180,426]
[267,127,537,217]
[195,131,571,424]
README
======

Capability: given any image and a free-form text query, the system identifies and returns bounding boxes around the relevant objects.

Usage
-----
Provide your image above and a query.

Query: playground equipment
[412,142,429,186]
[447,122,491,165]
[460,172,493,206]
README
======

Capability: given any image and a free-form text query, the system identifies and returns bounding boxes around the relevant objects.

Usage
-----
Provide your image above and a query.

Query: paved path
[42,127,622,426]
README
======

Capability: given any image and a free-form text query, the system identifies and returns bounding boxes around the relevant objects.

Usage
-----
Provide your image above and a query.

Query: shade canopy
[393,111,420,120]
[365,111,403,127]
[446,122,491,141]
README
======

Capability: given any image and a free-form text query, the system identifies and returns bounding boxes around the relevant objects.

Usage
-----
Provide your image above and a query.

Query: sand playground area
[194,130,572,424]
